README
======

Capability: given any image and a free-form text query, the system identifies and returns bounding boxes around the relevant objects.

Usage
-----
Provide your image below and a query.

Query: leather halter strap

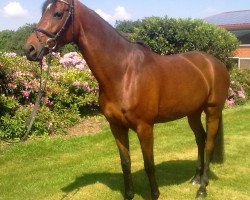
[34,0,74,50]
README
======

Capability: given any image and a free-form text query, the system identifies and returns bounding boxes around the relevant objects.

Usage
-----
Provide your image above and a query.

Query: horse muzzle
[24,44,47,61]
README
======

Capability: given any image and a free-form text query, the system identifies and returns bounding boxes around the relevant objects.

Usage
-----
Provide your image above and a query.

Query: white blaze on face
[46,3,53,11]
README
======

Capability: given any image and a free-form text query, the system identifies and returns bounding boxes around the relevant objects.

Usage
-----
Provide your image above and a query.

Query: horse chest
[98,93,127,123]
[101,102,133,127]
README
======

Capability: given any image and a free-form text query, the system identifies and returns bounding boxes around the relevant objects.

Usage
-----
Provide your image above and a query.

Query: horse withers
[24,0,230,199]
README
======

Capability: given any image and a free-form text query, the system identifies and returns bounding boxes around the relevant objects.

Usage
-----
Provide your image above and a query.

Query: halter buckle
[45,38,57,50]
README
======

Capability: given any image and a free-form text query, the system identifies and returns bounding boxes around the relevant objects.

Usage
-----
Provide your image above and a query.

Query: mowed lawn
[1,104,249,200]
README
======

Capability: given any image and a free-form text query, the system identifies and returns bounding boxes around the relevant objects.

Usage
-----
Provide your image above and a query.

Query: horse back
[142,51,230,122]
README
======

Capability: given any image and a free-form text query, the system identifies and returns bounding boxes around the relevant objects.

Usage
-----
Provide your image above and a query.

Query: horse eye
[53,11,64,19]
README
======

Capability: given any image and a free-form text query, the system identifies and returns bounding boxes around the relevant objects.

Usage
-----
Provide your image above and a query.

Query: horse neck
[74,2,132,90]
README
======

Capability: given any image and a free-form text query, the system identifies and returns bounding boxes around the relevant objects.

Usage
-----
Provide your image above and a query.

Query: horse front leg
[137,123,160,200]
[110,123,134,200]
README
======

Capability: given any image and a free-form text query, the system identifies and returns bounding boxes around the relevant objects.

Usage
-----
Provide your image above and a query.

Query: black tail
[211,114,224,163]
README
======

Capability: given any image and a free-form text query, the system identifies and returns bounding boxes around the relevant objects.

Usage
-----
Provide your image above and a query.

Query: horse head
[24,0,75,61]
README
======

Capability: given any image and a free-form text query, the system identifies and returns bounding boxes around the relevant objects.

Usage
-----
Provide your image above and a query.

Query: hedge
[123,17,240,68]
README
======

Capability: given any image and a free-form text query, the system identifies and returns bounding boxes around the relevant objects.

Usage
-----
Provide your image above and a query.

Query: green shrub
[0,95,19,116]
[115,20,141,33]
[0,108,27,139]
[0,105,80,139]
[127,17,239,68]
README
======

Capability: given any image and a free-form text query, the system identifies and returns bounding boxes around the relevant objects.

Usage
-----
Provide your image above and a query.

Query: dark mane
[42,0,56,14]
[136,40,151,50]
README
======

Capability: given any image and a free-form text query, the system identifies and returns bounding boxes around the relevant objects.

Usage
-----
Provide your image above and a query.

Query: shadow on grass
[62,160,218,199]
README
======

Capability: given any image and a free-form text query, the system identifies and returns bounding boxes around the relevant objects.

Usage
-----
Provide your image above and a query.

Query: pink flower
[52,52,61,58]
[22,90,31,99]
[43,97,53,106]
[7,83,16,89]
[238,88,245,99]
[73,81,81,87]
[43,64,49,70]
[82,82,91,92]
[4,52,16,57]
[29,103,34,107]
[75,64,85,70]
[87,100,93,106]
[226,98,235,106]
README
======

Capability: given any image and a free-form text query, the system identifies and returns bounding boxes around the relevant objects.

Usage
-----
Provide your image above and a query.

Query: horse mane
[136,40,151,50]
[42,0,56,14]
[41,0,152,52]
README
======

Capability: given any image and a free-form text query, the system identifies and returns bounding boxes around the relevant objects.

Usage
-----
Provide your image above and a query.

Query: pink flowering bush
[59,52,87,69]
[0,51,98,140]
[226,81,247,107]
[226,67,250,107]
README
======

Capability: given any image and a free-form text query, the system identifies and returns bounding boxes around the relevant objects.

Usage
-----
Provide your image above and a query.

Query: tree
[13,24,36,55]
[0,24,35,55]
[0,30,15,52]
[115,20,141,33]
[0,23,78,55]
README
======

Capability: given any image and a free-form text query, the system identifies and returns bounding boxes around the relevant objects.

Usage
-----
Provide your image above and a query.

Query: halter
[34,0,74,50]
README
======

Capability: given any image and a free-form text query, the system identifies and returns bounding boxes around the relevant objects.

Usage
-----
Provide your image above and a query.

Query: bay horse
[24,0,230,199]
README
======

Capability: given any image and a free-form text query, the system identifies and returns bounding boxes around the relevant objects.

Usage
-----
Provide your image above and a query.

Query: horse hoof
[124,196,133,200]
[196,187,207,198]
[151,190,160,200]
[124,191,134,200]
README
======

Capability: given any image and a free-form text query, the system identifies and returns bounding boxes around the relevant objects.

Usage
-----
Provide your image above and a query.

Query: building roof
[204,10,250,29]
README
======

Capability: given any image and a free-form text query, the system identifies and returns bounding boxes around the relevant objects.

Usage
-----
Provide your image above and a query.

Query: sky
[0,0,249,31]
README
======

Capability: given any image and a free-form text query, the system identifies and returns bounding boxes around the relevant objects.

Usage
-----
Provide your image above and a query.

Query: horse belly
[156,77,208,122]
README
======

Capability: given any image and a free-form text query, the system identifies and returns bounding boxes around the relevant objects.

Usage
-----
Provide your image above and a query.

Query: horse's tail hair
[211,114,224,164]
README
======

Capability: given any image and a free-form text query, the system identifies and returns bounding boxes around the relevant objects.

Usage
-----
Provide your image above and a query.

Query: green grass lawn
[1,104,250,200]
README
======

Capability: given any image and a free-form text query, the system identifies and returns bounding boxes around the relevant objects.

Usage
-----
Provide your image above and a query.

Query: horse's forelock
[42,0,57,14]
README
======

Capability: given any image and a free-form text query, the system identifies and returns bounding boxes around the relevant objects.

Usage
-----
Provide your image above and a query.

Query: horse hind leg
[197,107,222,198]
[188,112,206,186]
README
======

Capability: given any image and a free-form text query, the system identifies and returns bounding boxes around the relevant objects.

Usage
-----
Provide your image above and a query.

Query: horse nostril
[25,45,38,61]
[29,45,35,52]
[28,45,36,55]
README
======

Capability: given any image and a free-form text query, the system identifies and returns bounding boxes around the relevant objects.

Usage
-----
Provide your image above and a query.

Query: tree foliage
[115,20,141,33]
[0,24,78,55]
[0,30,15,52]
[118,17,240,67]
[0,24,36,55]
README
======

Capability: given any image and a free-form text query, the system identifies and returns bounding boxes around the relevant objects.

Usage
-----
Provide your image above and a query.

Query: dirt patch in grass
[67,117,106,136]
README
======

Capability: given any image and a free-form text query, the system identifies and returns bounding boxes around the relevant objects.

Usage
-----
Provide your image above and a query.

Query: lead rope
[0,52,52,144]
[22,52,52,141]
